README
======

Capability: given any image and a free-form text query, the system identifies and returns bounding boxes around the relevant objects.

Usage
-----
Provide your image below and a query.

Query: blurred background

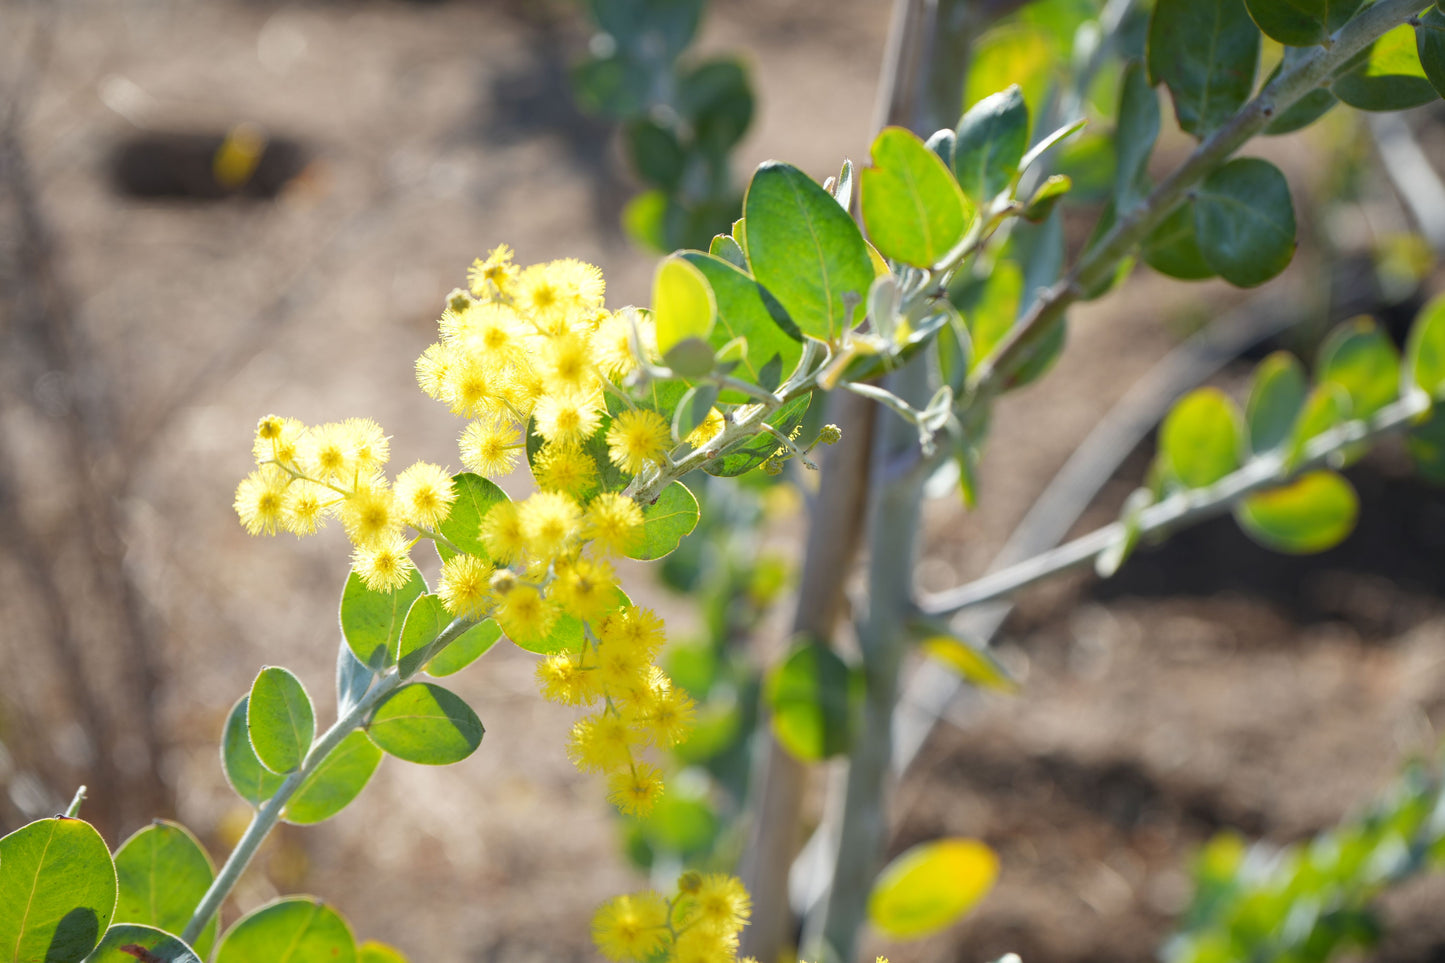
[3,0,1445,961]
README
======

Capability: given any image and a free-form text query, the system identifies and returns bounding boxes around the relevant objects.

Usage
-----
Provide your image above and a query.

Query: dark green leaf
[339,566,428,670]
[221,697,286,806]
[744,162,874,341]
[623,120,685,190]
[435,473,508,563]
[214,898,356,963]
[1144,202,1216,279]
[335,640,376,717]
[1194,157,1296,287]
[283,731,383,825]
[679,251,803,397]
[1148,0,1260,137]
[1407,404,1445,484]
[925,128,956,168]
[425,620,502,677]
[1236,470,1358,552]
[112,822,216,958]
[627,482,699,561]
[248,666,315,775]
[83,924,202,963]
[0,818,115,963]
[1420,8,1445,100]
[366,683,484,765]
[1114,60,1160,209]
[1246,351,1309,454]
[861,126,972,267]
[677,58,753,153]
[570,53,651,119]
[1334,24,1438,110]
[1264,72,1338,134]
[1005,316,1067,390]
[765,639,857,761]
[1318,317,1401,420]
[953,86,1029,206]
[1161,387,1244,488]
[1405,293,1445,398]
[1244,0,1362,47]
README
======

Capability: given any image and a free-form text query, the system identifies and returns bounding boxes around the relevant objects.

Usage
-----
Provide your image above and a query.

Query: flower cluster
[234,414,454,592]
[593,871,752,963]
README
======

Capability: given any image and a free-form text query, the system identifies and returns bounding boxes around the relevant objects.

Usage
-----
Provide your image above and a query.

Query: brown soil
[2,2,1444,963]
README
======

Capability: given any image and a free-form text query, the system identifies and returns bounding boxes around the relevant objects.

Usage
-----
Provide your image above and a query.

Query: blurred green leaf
[964,26,1058,122]
[961,260,1024,372]
[1149,0,1260,138]
[1194,157,1296,287]
[283,731,383,825]
[214,898,355,963]
[1161,387,1244,488]
[745,162,873,341]
[1420,8,1445,100]
[1236,470,1358,552]
[1022,174,1071,222]
[113,821,217,957]
[1244,0,1362,47]
[248,666,315,774]
[0,817,116,963]
[765,639,857,761]
[624,120,685,190]
[1334,24,1437,110]
[1405,293,1445,398]
[366,683,484,766]
[1144,203,1216,280]
[1318,317,1401,420]
[1247,352,1308,454]
[921,636,1018,693]
[678,58,753,153]
[653,255,717,370]
[340,567,428,670]
[1286,382,1351,469]
[953,86,1029,206]
[868,838,999,939]
[1406,404,1445,484]
[1114,60,1160,209]
[358,941,410,963]
[861,126,972,267]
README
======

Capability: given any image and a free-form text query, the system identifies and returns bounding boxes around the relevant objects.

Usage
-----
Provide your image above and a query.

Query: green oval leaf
[112,822,217,958]
[434,473,508,563]
[744,162,874,341]
[679,251,803,397]
[1420,8,1445,100]
[282,731,383,825]
[248,666,315,775]
[1286,382,1351,469]
[0,818,116,963]
[1114,60,1160,210]
[626,483,699,561]
[867,838,999,939]
[861,126,972,267]
[1407,404,1445,484]
[340,566,428,670]
[395,594,449,678]
[214,898,356,963]
[765,639,857,762]
[1333,23,1437,111]
[222,697,286,806]
[708,233,747,269]
[1148,0,1260,138]
[1161,387,1244,488]
[1246,351,1309,454]
[425,619,501,677]
[653,255,717,357]
[1143,202,1216,280]
[1244,0,1362,47]
[953,85,1029,206]
[83,924,202,963]
[366,683,484,765]
[1236,470,1358,553]
[1194,157,1296,288]
[1405,293,1445,398]
[1318,317,1401,420]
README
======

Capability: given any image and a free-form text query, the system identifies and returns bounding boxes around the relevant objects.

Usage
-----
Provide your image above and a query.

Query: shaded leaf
[679,251,803,397]
[1144,202,1215,280]
[954,86,1029,206]
[367,683,484,765]
[112,822,216,958]
[1244,0,1363,47]
[1148,0,1260,137]
[1246,352,1309,454]
[340,567,428,670]
[1420,8,1445,100]
[765,639,857,761]
[1318,317,1401,420]
[1114,60,1160,209]
[221,697,285,807]
[1405,293,1445,398]
[1194,157,1296,287]
[1334,24,1437,111]
[82,924,201,963]
[283,731,383,825]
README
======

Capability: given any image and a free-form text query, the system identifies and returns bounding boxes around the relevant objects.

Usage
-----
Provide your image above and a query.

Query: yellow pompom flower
[344,417,389,472]
[252,414,306,467]
[478,501,525,564]
[351,534,416,592]
[596,637,650,693]
[495,584,557,644]
[282,479,332,535]
[459,418,521,479]
[606,409,671,475]
[441,357,502,419]
[415,343,454,400]
[670,927,739,963]
[533,443,599,497]
[467,243,519,299]
[590,310,643,381]
[536,653,598,706]
[299,421,354,483]
[459,301,526,358]
[607,763,664,815]
[586,492,644,556]
[567,712,637,773]
[340,478,402,550]
[438,553,493,618]
[394,462,456,529]
[685,874,752,937]
[550,556,617,622]
[516,259,605,331]
[601,606,667,660]
[540,332,598,394]
[591,891,669,962]
[517,491,582,560]
[640,682,695,749]
[234,464,291,535]
[533,391,602,446]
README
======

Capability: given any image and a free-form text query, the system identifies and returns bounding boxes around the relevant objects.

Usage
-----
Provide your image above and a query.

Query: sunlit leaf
[1235,470,1358,553]
[868,838,999,939]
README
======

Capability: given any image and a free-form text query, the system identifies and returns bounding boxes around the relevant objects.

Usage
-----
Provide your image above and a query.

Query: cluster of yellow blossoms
[594,872,752,963]
[237,246,757,959]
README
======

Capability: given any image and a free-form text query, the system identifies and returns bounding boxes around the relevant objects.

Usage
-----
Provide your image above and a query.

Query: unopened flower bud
[445,287,472,314]
[490,569,516,596]
[818,424,842,445]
